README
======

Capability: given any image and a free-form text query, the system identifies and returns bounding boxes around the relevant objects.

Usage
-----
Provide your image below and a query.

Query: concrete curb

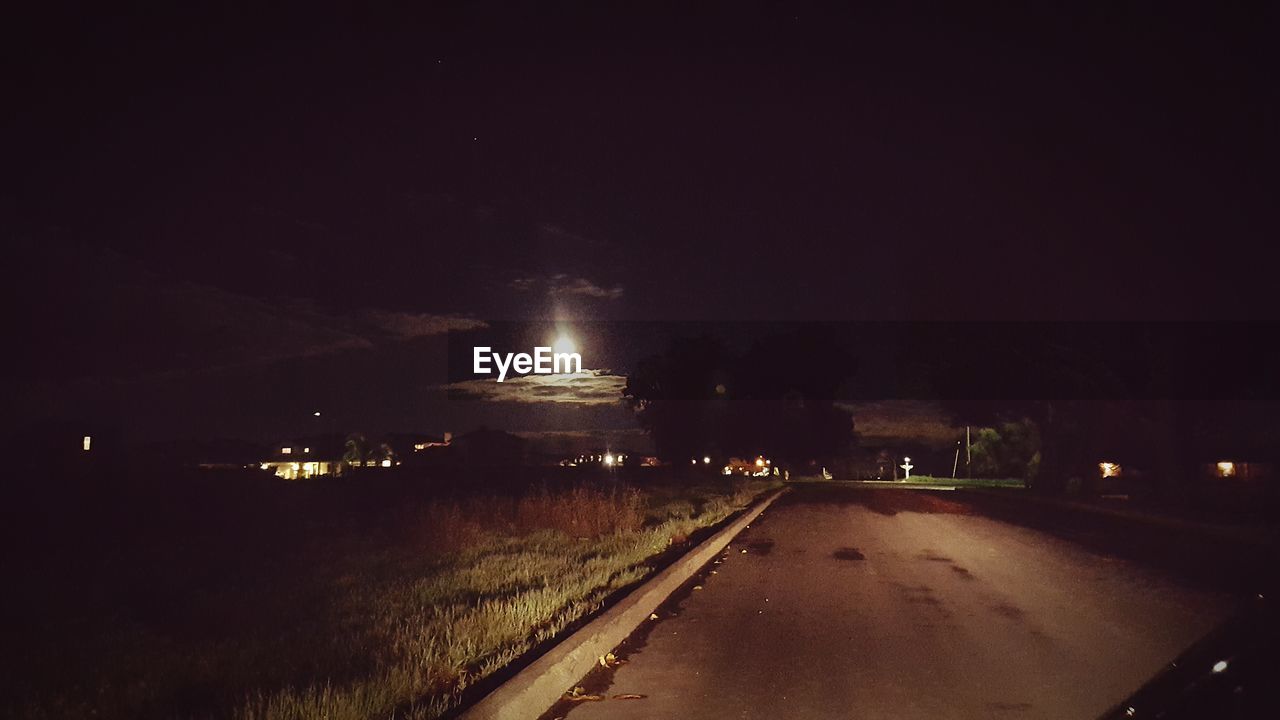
[459,487,787,720]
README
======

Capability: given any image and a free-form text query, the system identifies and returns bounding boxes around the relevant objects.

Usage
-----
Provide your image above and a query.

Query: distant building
[410,432,452,452]
[260,437,345,479]
[561,450,632,468]
[722,455,773,477]
[1202,459,1272,481]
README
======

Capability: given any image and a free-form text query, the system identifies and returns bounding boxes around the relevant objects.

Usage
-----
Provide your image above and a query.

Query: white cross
[900,457,913,479]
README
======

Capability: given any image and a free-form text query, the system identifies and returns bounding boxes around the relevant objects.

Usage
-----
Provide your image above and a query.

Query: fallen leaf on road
[563,687,605,702]
[599,652,618,667]
[693,585,703,590]
[613,694,647,700]
[649,613,659,620]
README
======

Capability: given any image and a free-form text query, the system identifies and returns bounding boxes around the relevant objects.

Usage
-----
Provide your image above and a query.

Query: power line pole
[965,425,971,478]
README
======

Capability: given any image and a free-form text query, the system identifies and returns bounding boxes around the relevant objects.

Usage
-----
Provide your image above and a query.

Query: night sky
[8,3,1278,444]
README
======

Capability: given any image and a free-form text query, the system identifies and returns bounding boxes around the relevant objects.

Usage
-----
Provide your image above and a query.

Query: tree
[968,420,1040,480]
[343,433,369,467]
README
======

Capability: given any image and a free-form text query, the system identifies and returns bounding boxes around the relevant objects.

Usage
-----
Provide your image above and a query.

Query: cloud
[445,370,627,406]
[359,310,487,339]
[549,274,625,300]
[509,273,625,300]
[535,223,608,249]
[840,400,960,446]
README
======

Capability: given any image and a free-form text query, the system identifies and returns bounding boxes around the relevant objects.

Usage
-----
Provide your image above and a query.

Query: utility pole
[965,425,971,478]
[952,440,961,478]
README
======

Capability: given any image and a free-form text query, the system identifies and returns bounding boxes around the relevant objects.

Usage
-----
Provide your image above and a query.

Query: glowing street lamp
[900,456,914,479]
[703,456,711,464]
[604,453,616,466]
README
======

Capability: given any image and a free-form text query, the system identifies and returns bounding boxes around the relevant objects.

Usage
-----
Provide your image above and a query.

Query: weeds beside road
[5,472,779,720]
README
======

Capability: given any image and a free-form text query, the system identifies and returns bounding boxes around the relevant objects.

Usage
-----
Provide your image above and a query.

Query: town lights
[703,456,711,464]
[604,453,615,466]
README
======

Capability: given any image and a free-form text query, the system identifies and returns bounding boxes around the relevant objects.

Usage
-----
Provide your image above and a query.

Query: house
[561,450,633,467]
[259,435,346,479]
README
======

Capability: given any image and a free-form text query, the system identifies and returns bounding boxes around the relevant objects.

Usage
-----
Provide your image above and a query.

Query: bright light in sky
[553,334,577,356]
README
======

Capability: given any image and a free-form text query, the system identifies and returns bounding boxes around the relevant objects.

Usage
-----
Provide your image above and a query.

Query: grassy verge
[787,474,1025,488]
[898,475,1026,488]
[7,475,779,720]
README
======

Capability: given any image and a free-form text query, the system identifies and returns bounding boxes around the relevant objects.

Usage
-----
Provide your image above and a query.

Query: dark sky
[7,3,1278,443]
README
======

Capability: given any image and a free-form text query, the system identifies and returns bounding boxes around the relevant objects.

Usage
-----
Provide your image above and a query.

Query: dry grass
[8,477,778,720]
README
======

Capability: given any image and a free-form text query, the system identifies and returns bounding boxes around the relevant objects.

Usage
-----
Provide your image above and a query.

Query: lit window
[381,459,392,467]
[304,447,310,453]
[282,447,292,455]
[1099,462,1121,478]
[1216,461,1236,478]
[82,435,91,452]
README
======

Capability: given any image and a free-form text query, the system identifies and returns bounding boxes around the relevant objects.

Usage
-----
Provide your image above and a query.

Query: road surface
[549,484,1234,719]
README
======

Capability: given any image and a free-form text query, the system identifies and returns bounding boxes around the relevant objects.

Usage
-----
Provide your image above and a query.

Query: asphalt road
[551,485,1234,720]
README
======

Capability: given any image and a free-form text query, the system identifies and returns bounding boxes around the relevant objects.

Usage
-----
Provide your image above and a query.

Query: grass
[6,473,779,720]
[787,473,1025,488]
[898,475,1026,488]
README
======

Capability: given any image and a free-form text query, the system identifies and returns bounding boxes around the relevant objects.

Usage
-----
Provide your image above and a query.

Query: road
[548,484,1234,720]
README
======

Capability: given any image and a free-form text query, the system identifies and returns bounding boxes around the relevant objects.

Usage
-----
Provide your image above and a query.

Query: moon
[552,334,577,356]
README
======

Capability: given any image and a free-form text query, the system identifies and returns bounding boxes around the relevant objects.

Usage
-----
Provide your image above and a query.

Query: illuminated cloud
[840,399,960,445]
[508,273,624,300]
[549,274,625,300]
[360,310,487,339]
[446,369,627,406]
